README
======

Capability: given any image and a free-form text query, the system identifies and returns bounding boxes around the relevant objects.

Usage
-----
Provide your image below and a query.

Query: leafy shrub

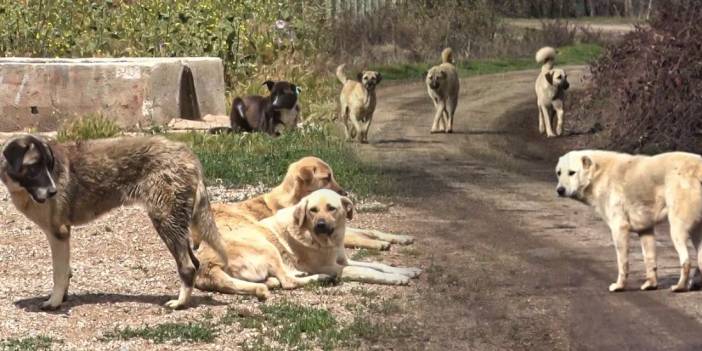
[571,0,702,153]
[57,115,122,142]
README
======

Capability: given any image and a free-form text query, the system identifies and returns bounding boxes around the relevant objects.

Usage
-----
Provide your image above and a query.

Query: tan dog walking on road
[337,64,382,143]
[425,48,460,133]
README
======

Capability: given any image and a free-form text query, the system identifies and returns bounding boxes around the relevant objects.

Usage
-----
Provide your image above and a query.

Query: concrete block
[0,57,226,132]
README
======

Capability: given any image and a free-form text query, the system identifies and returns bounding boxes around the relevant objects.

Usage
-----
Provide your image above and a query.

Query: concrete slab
[0,57,226,132]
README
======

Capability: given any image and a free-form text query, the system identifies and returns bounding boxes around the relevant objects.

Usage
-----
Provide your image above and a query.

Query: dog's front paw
[255,286,271,301]
[377,241,391,251]
[393,275,410,286]
[670,284,689,293]
[164,299,188,310]
[40,299,62,311]
[608,282,625,292]
[640,279,658,291]
[546,133,557,138]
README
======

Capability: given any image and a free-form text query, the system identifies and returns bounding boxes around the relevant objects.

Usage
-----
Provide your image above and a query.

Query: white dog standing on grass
[535,46,569,137]
[556,150,702,293]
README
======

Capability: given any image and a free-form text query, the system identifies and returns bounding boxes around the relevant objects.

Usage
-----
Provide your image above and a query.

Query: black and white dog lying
[210,80,301,136]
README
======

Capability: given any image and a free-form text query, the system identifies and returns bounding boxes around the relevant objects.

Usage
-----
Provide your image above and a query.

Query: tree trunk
[587,0,596,16]
[645,0,654,20]
[624,0,633,17]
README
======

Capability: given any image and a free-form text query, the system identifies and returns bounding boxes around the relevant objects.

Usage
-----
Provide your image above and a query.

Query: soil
[359,67,702,350]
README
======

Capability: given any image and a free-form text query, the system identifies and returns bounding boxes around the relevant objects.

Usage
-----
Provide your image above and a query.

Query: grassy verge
[0,336,59,351]
[373,43,603,81]
[100,301,398,350]
[167,125,390,198]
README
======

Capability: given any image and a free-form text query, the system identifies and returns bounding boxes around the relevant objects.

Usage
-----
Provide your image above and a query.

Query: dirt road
[363,68,702,350]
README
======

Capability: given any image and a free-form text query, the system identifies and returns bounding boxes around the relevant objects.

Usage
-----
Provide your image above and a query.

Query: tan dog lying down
[193,156,414,250]
[195,189,421,298]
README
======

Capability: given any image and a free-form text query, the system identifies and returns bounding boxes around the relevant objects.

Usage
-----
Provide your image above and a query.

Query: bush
[571,0,702,153]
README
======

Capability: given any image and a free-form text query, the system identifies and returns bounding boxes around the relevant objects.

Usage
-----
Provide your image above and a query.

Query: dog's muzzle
[556,186,566,197]
[314,219,334,236]
[429,82,440,90]
[272,93,298,110]
[562,81,570,90]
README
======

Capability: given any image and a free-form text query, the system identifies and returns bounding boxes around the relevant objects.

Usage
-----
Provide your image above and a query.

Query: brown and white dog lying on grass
[191,156,415,251]
[195,189,421,299]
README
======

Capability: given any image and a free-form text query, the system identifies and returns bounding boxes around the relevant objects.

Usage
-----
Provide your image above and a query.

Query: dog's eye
[556,170,561,176]
[568,170,576,176]
[27,164,42,176]
[309,207,319,213]
[327,205,336,212]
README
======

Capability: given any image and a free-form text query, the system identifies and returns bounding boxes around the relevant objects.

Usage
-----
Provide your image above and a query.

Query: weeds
[0,336,59,351]
[351,248,381,261]
[56,115,121,142]
[101,322,216,344]
[168,125,391,198]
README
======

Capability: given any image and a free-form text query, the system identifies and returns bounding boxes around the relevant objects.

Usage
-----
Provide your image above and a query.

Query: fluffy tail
[536,46,557,71]
[441,48,454,64]
[192,181,229,267]
[336,64,348,84]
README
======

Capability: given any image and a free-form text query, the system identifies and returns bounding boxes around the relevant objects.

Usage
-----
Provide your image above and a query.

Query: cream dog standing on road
[425,48,459,133]
[556,150,702,293]
[535,46,570,137]
[336,64,382,143]
[195,189,420,298]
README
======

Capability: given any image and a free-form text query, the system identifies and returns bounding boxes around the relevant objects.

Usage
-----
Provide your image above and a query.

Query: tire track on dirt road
[360,68,702,350]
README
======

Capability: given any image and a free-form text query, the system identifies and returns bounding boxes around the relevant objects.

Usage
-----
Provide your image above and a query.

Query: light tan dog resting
[192,156,414,251]
[556,150,702,293]
[535,46,570,138]
[336,64,382,143]
[195,189,421,299]
[425,48,460,133]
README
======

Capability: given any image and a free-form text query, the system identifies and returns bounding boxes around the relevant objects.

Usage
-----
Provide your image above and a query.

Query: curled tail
[336,64,348,84]
[536,46,557,72]
[192,181,229,267]
[441,48,454,64]
[229,97,251,132]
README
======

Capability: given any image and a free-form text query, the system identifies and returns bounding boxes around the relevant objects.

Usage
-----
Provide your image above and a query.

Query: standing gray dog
[535,46,570,137]
[0,135,228,310]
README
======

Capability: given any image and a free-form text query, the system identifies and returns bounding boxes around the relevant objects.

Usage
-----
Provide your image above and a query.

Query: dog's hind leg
[345,232,390,250]
[347,227,414,245]
[638,228,658,290]
[341,266,409,285]
[347,259,421,278]
[537,104,545,134]
[195,265,269,300]
[446,99,457,133]
[40,226,72,310]
[688,226,702,290]
[150,210,199,309]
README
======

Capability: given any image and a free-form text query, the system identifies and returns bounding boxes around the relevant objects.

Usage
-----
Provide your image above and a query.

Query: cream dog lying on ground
[195,156,414,251]
[556,150,702,293]
[195,189,421,298]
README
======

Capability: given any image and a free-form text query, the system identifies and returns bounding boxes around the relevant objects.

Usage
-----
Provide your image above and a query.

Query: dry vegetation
[569,0,702,153]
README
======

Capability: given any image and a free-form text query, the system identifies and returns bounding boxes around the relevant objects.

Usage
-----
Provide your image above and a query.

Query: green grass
[101,322,216,344]
[56,114,122,142]
[350,248,381,261]
[239,300,398,351]
[168,125,390,198]
[373,43,603,81]
[0,336,59,351]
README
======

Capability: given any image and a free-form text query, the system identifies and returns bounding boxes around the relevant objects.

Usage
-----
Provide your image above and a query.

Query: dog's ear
[341,196,354,220]
[296,165,315,184]
[2,137,30,173]
[262,80,275,91]
[36,140,55,171]
[293,199,308,227]
[581,155,593,170]
[356,72,363,81]
[291,84,301,96]
[545,72,553,85]
[376,73,382,84]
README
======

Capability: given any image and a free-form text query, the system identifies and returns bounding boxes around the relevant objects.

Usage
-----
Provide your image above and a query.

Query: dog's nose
[314,220,333,235]
[557,187,566,197]
[47,187,57,197]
